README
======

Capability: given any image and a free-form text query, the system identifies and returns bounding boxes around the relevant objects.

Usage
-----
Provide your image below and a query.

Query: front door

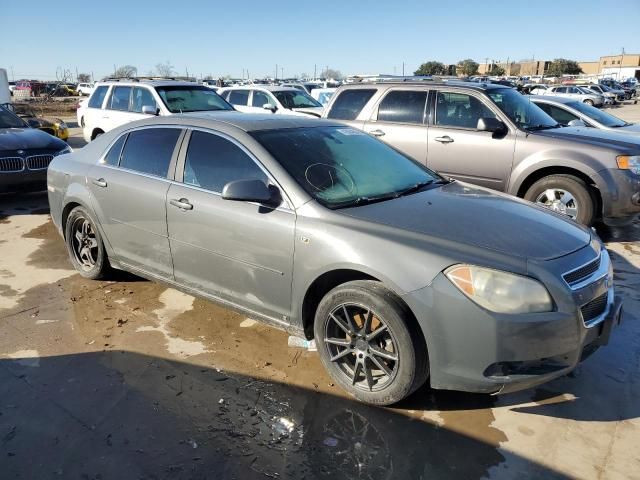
[167,130,296,321]
[88,127,183,279]
[426,90,515,191]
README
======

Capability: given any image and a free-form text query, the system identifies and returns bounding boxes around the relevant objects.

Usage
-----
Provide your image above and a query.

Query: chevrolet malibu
[47,113,622,405]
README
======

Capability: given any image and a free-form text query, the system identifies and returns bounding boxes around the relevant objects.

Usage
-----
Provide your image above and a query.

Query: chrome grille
[580,293,608,323]
[26,154,54,171]
[563,256,601,286]
[0,157,25,172]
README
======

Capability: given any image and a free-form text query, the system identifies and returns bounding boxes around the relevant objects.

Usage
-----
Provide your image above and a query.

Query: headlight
[54,145,73,156]
[616,155,640,175]
[445,265,553,314]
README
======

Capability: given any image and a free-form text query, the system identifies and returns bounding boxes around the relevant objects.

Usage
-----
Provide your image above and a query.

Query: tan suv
[322,81,640,226]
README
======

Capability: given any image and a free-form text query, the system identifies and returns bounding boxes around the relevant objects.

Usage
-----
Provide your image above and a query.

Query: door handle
[369,129,386,137]
[434,136,454,144]
[92,178,107,188]
[170,198,193,211]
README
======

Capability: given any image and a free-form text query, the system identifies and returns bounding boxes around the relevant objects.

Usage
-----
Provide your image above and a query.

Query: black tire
[65,206,110,279]
[584,99,594,106]
[523,174,596,226]
[314,280,428,406]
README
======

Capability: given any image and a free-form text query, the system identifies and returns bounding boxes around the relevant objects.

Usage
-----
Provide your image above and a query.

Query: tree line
[414,58,584,76]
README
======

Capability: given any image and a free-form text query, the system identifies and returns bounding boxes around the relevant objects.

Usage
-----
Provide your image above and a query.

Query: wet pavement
[1,191,639,480]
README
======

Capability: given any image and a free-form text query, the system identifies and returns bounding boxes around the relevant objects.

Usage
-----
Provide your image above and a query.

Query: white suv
[77,83,94,96]
[218,85,324,117]
[82,79,233,142]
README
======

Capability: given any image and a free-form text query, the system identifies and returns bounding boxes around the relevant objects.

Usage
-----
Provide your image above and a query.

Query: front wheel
[524,175,596,225]
[65,206,110,279]
[314,280,428,406]
[584,99,594,106]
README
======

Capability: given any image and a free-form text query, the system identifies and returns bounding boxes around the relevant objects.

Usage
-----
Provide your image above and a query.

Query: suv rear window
[88,86,109,108]
[377,91,428,124]
[327,89,376,120]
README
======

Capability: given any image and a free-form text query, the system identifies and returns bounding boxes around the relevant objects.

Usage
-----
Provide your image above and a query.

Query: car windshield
[0,108,28,128]
[154,85,233,113]
[273,90,322,109]
[251,126,441,209]
[566,101,629,127]
[487,88,558,130]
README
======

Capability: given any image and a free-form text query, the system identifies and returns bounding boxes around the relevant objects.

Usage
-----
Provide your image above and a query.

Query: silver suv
[322,81,640,225]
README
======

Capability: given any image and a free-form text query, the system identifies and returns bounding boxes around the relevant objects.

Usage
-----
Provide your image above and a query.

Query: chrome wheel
[71,217,98,271]
[535,188,579,219]
[324,303,399,392]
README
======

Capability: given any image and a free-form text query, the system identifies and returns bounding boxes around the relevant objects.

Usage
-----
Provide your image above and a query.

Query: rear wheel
[65,206,110,279]
[314,280,428,406]
[524,174,596,225]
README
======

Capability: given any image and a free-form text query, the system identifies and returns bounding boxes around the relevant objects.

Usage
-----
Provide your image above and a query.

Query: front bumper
[594,168,640,223]
[0,170,48,193]
[402,246,621,394]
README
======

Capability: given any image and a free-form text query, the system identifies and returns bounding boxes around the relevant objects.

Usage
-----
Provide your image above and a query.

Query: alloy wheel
[324,303,399,392]
[535,188,579,219]
[71,217,99,271]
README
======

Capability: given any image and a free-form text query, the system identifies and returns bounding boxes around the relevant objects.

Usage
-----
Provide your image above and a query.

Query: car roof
[221,85,302,93]
[529,95,577,105]
[336,80,511,92]
[95,79,201,87]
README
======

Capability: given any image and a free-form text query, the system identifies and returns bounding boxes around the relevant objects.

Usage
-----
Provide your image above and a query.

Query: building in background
[578,61,600,75]
[599,54,640,80]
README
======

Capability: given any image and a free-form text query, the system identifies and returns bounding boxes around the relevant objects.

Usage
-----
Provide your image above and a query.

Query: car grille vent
[0,157,25,172]
[580,293,608,323]
[26,155,54,171]
[563,256,601,286]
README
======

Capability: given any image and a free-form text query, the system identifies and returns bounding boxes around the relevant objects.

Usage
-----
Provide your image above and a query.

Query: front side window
[155,86,233,113]
[435,92,496,129]
[326,89,376,120]
[183,131,267,192]
[251,91,271,107]
[119,128,181,177]
[88,85,109,108]
[377,90,428,124]
[228,90,250,106]
[251,126,439,209]
[131,87,157,113]
[109,86,132,111]
[102,134,127,166]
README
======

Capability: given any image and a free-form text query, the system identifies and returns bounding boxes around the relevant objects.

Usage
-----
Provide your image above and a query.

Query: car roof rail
[99,76,196,83]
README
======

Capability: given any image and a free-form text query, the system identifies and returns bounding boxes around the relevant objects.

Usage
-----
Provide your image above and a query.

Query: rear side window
[183,131,267,192]
[377,91,428,124]
[101,134,127,166]
[88,86,109,108]
[109,86,132,111]
[327,89,376,120]
[131,87,157,113]
[120,128,181,177]
[228,90,250,106]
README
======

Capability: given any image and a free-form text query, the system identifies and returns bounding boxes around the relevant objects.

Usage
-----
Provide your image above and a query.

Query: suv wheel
[314,280,428,406]
[65,206,110,279]
[524,175,596,225]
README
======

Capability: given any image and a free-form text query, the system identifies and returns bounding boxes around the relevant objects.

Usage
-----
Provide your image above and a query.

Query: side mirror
[477,117,506,133]
[567,119,586,127]
[263,103,277,113]
[222,179,273,204]
[142,105,159,115]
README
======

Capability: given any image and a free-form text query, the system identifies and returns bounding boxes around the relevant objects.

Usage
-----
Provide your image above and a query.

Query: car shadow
[0,191,50,219]
[0,350,570,480]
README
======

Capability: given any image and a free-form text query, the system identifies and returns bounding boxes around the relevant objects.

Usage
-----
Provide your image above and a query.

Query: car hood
[291,107,324,117]
[339,181,591,261]
[534,126,640,151]
[0,127,67,151]
[614,123,640,134]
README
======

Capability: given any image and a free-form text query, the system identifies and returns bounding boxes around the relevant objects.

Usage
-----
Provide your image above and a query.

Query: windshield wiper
[332,193,400,209]
[395,180,438,197]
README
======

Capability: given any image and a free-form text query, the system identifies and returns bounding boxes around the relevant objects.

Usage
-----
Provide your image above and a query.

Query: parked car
[531,96,640,135]
[525,84,548,95]
[0,105,71,192]
[47,112,622,405]
[321,82,640,225]
[280,82,322,94]
[10,102,69,141]
[218,85,324,117]
[576,84,618,104]
[201,80,220,91]
[543,85,604,106]
[77,98,88,128]
[77,83,94,96]
[310,87,336,106]
[8,81,16,96]
[600,79,632,100]
[82,79,234,142]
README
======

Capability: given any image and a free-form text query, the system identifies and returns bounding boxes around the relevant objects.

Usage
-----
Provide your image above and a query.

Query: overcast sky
[2,0,639,80]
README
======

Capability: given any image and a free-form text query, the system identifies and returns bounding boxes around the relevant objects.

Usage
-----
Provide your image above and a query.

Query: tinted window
[120,128,181,177]
[327,89,376,120]
[0,108,28,128]
[109,86,132,111]
[228,90,250,106]
[155,86,232,113]
[102,134,127,166]
[535,103,578,125]
[252,90,271,107]
[555,87,567,93]
[88,86,109,108]
[377,91,428,124]
[435,92,496,129]
[183,131,267,192]
[131,87,157,113]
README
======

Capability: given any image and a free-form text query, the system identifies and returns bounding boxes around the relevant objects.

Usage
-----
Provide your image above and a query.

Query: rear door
[102,85,133,132]
[325,88,378,129]
[426,89,515,191]
[88,127,184,279]
[166,129,296,321]
[83,85,110,133]
[362,89,429,164]
[226,89,251,112]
